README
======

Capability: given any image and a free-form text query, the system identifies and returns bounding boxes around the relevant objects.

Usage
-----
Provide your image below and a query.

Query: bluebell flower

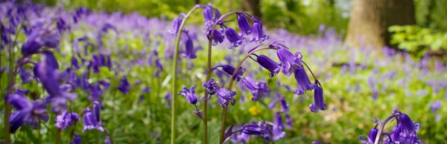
[202,78,219,95]
[19,66,33,84]
[276,48,300,76]
[71,56,80,70]
[430,100,442,113]
[272,113,286,141]
[237,13,252,35]
[207,29,225,46]
[251,17,269,42]
[242,77,269,101]
[224,27,243,49]
[279,97,289,112]
[82,108,103,132]
[193,105,203,119]
[178,86,198,105]
[182,37,197,59]
[360,126,378,144]
[256,55,280,77]
[293,66,314,91]
[242,121,270,140]
[285,113,292,128]
[105,136,112,144]
[93,101,101,123]
[309,82,326,113]
[21,26,60,55]
[117,76,131,94]
[217,88,236,107]
[55,110,80,130]
[213,64,245,81]
[168,17,183,36]
[399,113,416,132]
[71,134,81,144]
[7,92,49,133]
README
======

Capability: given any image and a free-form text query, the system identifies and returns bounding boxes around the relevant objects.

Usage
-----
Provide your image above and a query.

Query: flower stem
[374,114,399,144]
[171,6,199,144]
[202,37,215,144]
[219,46,277,143]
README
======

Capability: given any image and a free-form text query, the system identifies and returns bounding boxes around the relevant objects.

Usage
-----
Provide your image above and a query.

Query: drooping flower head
[309,81,326,113]
[360,125,378,144]
[236,13,252,35]
[217,88,237,107]
[256,54,280,77]
[272,113,286,141]
[207,29,225,46]
[7,92,49,133]
[71,134,81,144]
[117,76,131,94]
[251,17,269,42]
[21,25,60,55]
[224,27,244,49]
[213,64,245,81]
[182,35,197,59]
[202,78,220,95]
[178,86,198,105]
[168,16,183,36]
[242,77,269,101]
[242,121,270,140]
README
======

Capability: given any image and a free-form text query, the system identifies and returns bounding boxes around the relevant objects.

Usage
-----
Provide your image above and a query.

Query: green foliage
[389,25,447,57]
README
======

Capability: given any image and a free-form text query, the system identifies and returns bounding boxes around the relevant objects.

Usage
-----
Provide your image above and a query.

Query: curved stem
[374,114,400,144]
[171,6,199,144]
[219,47,277,143]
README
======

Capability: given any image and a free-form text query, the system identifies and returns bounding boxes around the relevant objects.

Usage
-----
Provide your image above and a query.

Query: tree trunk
[242,0,262,19]
[346,0,416,48]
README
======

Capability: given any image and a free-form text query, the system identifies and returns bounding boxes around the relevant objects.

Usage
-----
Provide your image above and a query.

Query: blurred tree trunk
[242,0,262,19]
[346,0,416,48]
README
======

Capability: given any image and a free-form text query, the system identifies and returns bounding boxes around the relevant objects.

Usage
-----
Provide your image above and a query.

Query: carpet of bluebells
[1,2,446,144]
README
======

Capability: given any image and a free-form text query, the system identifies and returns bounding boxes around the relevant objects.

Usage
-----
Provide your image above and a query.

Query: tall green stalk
[171,6,199,144]
[219,47,275,143]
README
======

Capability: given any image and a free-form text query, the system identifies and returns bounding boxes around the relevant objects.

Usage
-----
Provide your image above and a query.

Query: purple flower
[251,18,269,42]
[217,88,236,107]
[293,66,314,91]
[117,76,131,94]
[93,101,101,123]
[309,83,326,113]
[242,77,269,101]
[285,113,292,128]
[276,48,301,76]
[21,27,60,55]
[202,78,219,95]
[178,86,198,105]
[71,134,81,144]
[430,100,442,113]
[360,126,378,144]
[71,56,80,70]
[242,121,270,140]
[168,17,183,36]
[399,113,416,132]
[193,105,203,119]
[237,13,252,35]
[82,108,103,132]
[165,93,173,108]
[224,27,243,49]
[256,55,280,77]
[272,113,286,141]
[213,65,245,81]
[105,136,112,144]
[279,97,289,112]
[19,66,33,84]
[7,92,49,133]
[55,110,80,130]
[182,37,197,59]
[207,29,225,46]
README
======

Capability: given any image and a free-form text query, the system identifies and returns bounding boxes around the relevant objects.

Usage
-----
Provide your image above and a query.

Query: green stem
[374,114,399,144]
[55,128,60,144]
[171,6,199,144]
[219,46,276,143]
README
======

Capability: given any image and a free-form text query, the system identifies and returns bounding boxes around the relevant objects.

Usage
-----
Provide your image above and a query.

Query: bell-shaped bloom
[93,101,101,123]
[35,51,77,113]
[242,121,270,140]
[82,108,103,132]
[21,27,60,55]
[360,126,378,144]
[285,113,292,128]
[213,65,245,81]
[105,136,112,144]
[207,29,225,46]
[71,134,81,144]
[309,84,326,113]
[182,37,197,59]
[272,113,286,141]
[168,17,183,36]
[256,55,280,77]
[242,77,269,101]
[71,56,80,70]
[237,13,252,35]
[251,18,269,42]
[117,76,131,94]
[8,92,49,133]
[178,86,198,105]
[202,78,219,95]
[55,110,80,130]
[279,97,289,112]
[202,6,214,28]
[399,113,416,132]
[217,88,236,107]
[276,48,296,76]
[294,67,314,91]
[224,27,243,49]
